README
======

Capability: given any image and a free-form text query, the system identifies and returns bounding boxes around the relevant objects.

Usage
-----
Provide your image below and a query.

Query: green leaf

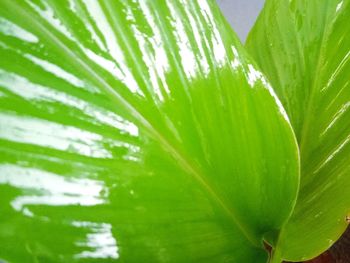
[0,0,299,262]
[246,0,350,261]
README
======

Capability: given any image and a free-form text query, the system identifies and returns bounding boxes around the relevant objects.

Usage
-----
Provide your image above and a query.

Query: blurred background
[216,0,265,42]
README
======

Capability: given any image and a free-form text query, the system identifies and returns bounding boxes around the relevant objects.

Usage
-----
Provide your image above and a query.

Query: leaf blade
[247,0,350,261]
[0,0,299,262]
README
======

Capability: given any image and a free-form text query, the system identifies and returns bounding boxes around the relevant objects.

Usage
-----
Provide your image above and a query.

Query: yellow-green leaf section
[247,0,350,261]
[0,0,299,262]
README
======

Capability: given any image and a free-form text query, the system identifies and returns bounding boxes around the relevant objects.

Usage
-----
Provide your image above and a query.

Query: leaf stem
[270,248,282,263]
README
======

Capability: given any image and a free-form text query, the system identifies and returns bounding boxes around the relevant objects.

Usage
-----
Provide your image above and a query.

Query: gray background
[216,0,265,42]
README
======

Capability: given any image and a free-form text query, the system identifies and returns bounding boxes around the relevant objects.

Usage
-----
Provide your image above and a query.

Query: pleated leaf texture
[246,0,350,262]
[0,1,299,262]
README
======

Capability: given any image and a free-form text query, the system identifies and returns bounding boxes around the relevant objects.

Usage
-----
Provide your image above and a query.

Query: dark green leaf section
[0,1,298,262]
[247,0,350,261]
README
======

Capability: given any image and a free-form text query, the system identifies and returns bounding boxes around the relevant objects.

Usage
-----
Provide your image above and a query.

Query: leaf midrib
[5,1,260,247]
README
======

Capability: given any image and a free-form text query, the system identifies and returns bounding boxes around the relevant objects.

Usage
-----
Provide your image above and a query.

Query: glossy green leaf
[0,1,299,262]
[246,0,350,261]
